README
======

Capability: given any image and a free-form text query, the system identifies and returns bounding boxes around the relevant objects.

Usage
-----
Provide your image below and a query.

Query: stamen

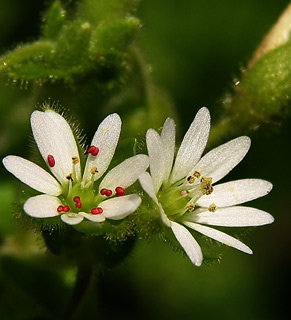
[57,205,70,213]
[72,156,80,164]
[73,196,82,209]
[200,176,213,195]
[57,205,64,213]
[87,146,99,156]
[187,170,201,184]
[208,203,217,212]
[47,155,55,167]
[91,207,103,214]
[63,205,70,212]
[187,176,195,184]
[115,186,125,197]
[186,202,195,212]
[90,166,99,175]
[66,173,75,181]
[100,188,112,197]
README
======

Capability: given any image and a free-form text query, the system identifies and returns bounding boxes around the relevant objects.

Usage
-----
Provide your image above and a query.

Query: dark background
[0,1,290,319]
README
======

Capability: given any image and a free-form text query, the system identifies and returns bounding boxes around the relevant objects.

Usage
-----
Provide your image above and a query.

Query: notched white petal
[161,118,176,183]
[24,194,61,218]
[3,156,62,196]
[171,221,203,266]
[188,206,274,227]
[31,110,81,185]
[139,172,171,226]
[170,107,210,184]
[184,221,253,254]
[78,212,106,223]
[101,194,141,220]
[82,113,121,186]
[61,213,84,225]
[146,128,166,193]
[138,172,159,205]
[193,136,251,184]
[99,154,149,191]
[197,179,273,207]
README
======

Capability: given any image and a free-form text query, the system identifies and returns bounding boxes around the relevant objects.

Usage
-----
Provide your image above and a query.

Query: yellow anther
[66,173,75,181]
[193,170,201,178]
[90,167,99,175]
[200,176,213,195]
[187,171,201,184]
[187,176,196,184]
[208,203,217,212]
[186,202,195,212]
[72,156,80,165]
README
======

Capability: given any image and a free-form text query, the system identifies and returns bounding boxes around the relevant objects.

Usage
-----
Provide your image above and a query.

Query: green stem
[63,264,94,320]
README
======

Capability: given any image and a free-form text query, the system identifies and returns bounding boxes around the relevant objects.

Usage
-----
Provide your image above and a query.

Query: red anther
[73,196,80,203]
[100,188,107,195]
[115,187,125,197]
[100,188,112,196]
[63,206,70,212]
[57,205,64,213]
[91,207,103,215]
[87,146,99,156]
[75,201,82,209]
[105,189,112,197]
[47,155,55,167]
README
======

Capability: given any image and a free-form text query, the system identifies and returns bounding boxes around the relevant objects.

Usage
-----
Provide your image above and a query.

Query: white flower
[139,107,274,266]
[3,109,149,226]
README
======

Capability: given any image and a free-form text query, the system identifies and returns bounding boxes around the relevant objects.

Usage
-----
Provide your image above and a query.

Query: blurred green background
[0,0,290,319]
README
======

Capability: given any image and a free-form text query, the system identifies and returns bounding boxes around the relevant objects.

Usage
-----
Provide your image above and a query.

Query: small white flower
[3,109,149,226]
[139,107,274,266]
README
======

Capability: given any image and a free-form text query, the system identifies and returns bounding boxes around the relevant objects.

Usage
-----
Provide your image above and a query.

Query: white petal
[3,156,62,196]
[139,172,171,227]
[188,206,274,227]
[23,194,61,218]
[31,110,81,185]
[139,172,159,204]
[170,107,210,184]
[193,136,251,183]
[171,221,203,266]
[197,179,273,207]
[100,194,141,220]
[82,113,121,187]
[78,212,106,223]
[184,221,253,254]
[146,129,166,193]
[161,118,176,182]
[61,213,84,225]
[99,154,149,191]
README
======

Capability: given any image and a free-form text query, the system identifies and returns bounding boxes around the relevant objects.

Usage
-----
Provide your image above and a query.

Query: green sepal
[90,17,141,69]
[42,0,66,41]
[77,0,140,24]
[0,41,54,70]
[53,20,92,73]
[212,40,291,142]
[42,226,136,269]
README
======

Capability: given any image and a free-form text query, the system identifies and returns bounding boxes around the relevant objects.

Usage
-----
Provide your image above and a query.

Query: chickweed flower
[139,107,274,266]
[3,109,148,226]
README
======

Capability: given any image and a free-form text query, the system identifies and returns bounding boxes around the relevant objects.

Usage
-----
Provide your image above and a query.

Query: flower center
[158,172,214,219]
[48,148,126,219]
